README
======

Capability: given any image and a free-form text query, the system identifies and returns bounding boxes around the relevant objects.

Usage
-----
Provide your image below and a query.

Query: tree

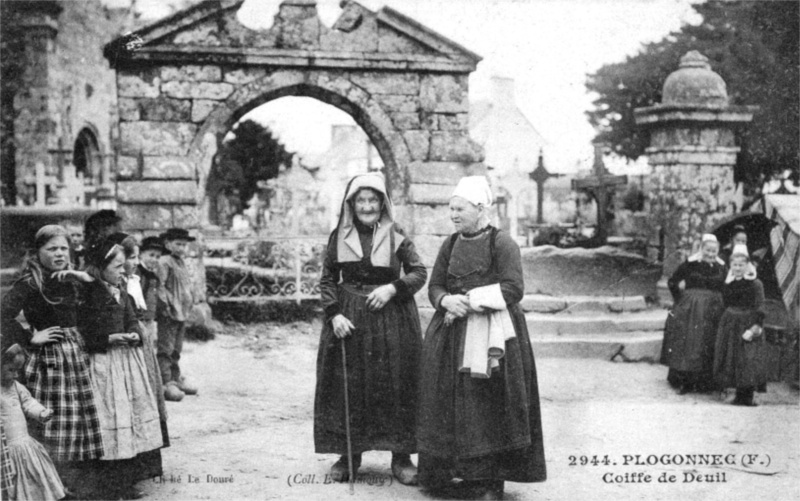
[586,1,799,191]
[208,119,295,211]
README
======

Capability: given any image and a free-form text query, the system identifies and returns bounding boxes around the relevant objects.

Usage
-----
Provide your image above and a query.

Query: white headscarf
[335,173,404,267]
[687,233,724,264]
[451,176,493,207]
[725,244,757,283]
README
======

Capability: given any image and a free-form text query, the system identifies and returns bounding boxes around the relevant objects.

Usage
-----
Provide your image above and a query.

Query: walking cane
[340,339,355,494]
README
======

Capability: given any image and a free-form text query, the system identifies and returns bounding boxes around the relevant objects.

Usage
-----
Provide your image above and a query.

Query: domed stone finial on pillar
[634,51,758,275]
[662,51,729,106]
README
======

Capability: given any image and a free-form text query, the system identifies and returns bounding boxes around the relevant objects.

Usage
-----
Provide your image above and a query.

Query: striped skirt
[22,327,103,462]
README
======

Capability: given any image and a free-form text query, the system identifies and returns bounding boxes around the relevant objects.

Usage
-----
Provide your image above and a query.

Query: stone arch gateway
[104,0,487,266]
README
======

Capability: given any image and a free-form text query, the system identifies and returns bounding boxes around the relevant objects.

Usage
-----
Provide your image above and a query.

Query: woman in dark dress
[314,173,427,485]
[661,233,726,393]
[417,176,546,501]
[714,244,768,406]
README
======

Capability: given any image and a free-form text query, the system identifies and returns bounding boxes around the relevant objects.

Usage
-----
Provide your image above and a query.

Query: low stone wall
[521,245,662,299]
[0,206,95,268]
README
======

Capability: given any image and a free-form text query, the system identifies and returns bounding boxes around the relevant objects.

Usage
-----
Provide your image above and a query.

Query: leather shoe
[471,480,504,500]
[176,377,198,395]
[164,383,185,402]
[330,454,361,482]
[390,453,418,485]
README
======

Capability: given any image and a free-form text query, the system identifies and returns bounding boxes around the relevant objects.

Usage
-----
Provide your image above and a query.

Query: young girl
[108,232,169,480]
[79,239,162,498]
[1,345,66,500]
[0,225,103,495]
[713,244,767,406]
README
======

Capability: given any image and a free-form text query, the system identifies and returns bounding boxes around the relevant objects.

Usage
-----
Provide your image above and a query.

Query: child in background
[1,345,66,501]
[58,221,85,269]
[138,236,171,441]
[79,240,162,499]
[157,228,198,401]
[139,237,167,353]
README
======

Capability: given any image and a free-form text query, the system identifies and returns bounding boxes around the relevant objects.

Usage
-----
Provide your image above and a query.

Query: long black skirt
[314,284,422,454]
[661,289,723,389]
[417,304,546,486]
[714,307,768,389]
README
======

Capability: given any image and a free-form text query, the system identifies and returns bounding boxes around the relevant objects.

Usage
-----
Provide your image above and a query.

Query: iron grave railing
[204,236,327,304]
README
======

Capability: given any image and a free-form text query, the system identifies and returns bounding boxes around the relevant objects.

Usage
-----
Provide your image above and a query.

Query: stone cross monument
[634,50,756,274]
[571,143,627,244]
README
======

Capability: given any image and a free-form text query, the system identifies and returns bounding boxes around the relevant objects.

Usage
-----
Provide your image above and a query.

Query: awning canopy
[755,195,800,323]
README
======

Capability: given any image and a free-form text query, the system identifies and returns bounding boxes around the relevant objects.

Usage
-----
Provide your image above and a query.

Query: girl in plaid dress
[0,225,103,494]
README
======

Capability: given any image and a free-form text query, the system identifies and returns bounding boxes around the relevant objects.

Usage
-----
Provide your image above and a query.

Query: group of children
[662,228,770,406]
[1,210,198,500]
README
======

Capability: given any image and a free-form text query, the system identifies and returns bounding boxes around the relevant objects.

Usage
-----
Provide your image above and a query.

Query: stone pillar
[634,51,756,275]
[7,2,62,204]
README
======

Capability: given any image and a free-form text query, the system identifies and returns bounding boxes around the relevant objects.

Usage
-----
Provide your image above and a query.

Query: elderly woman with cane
[314,173,427,486]
[417,176,546,500]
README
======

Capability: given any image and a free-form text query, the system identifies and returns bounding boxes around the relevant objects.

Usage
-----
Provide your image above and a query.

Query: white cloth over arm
[460,284,516,378]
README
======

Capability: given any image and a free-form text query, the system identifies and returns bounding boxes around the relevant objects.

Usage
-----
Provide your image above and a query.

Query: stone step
[525,309,668,335]
[519,294,649,314]
[418,307,668,336]
[531,331,663,360]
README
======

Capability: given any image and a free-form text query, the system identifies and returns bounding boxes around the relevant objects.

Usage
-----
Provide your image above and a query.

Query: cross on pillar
[571,144,628,244]
[528,149,563,224]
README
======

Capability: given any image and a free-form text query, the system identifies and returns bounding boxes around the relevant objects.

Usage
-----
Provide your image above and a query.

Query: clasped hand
[441,294,484,326]
[365,284,396,312]
[331,315,355,339]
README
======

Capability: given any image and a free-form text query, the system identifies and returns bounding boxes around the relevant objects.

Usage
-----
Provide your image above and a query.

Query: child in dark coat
[713,244,768,406]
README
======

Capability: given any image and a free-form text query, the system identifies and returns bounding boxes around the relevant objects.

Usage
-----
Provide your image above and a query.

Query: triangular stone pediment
[105,0,481,72]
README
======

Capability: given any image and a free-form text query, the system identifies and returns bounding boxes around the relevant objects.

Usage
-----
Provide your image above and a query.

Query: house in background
[469,76,548,238]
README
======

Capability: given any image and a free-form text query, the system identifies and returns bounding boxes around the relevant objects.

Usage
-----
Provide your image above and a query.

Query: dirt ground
[136,320,800,501]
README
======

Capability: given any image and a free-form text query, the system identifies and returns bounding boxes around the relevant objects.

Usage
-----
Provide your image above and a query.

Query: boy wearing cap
[157,229,198,401]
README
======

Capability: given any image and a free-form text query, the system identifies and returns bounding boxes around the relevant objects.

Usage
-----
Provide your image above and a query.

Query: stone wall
[109,0,487,287]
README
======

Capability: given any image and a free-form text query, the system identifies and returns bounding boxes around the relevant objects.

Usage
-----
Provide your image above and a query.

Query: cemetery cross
[571,143,628,244]
[528,148,563,224]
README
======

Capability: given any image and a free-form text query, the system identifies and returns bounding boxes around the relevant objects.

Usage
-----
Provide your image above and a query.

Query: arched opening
[73,127,101,184]
[205,95,385,236]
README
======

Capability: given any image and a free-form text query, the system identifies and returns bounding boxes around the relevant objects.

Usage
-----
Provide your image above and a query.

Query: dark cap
[85,210,121,229]
[159,228,196,242]
[140,236,166,253]
[106,232,132,246]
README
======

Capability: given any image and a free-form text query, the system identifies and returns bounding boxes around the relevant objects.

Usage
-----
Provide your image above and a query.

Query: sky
[103,0,704,173]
